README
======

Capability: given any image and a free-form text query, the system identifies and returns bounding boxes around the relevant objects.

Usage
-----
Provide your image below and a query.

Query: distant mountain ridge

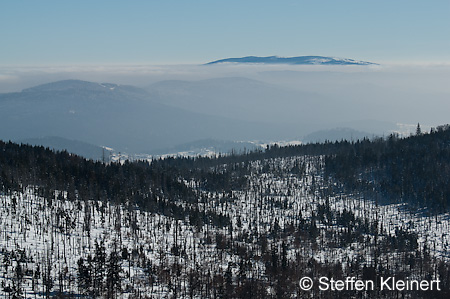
[206,55,377,65]
[0,79,297,153]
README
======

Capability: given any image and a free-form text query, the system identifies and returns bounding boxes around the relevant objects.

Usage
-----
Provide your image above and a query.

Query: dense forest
[0,125,449,298]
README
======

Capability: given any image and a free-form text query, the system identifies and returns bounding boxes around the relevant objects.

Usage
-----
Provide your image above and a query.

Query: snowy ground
[0,155,448,297]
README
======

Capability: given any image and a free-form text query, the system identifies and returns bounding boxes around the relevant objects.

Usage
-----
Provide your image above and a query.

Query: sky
[0,0,449,146]
[1,0,450,66]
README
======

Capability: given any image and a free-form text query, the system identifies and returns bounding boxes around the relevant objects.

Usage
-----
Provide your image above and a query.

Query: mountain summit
[206,55,377,65]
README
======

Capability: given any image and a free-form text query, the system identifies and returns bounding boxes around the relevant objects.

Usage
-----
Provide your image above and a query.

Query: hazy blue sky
[1,0,450,65]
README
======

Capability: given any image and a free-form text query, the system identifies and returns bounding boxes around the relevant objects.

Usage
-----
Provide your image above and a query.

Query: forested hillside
[325,125,450,211]
[0,125,449,298]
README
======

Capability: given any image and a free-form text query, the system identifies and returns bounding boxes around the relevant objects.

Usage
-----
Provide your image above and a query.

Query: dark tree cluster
[325,125,450,212]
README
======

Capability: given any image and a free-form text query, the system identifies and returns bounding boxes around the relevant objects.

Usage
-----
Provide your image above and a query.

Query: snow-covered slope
[1,155,447,298]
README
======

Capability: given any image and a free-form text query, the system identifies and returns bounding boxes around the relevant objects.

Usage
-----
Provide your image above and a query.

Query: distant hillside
[206,55,377,65]
[18,136,109,161]
[0,79,295,153]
